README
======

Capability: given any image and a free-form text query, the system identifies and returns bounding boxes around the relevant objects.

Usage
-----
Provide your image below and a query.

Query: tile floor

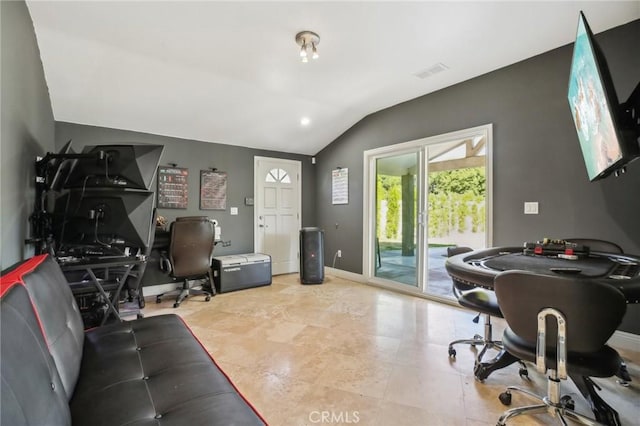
[143,273,640,426]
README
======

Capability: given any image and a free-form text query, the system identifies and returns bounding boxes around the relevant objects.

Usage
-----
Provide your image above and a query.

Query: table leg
[86,268,122,325]
[474,349,520,381]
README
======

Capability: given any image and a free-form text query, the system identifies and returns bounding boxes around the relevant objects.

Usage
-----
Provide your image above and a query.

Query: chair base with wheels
[446,246,529,379]
[496,328,622,426]
[156,271,215,308]
[494,271,626,426]
[448,288,503,361]
[447,285,529,380]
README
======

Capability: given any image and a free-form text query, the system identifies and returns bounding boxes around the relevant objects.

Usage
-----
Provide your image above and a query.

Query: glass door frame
[369,147,426,290]
[362,124,494,299]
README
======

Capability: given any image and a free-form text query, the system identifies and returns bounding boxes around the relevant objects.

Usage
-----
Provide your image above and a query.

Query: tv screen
[567,12,628,181]
[54,189,155,254]
[64,144,164,190]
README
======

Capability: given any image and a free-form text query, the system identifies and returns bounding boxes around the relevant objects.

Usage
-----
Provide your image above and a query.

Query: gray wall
[315,19,640,333]
[1,0,55,269]
[55,122,316,257]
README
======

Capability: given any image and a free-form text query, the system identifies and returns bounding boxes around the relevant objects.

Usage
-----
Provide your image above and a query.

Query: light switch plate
[230,207,238,215]
[524,202,539,215]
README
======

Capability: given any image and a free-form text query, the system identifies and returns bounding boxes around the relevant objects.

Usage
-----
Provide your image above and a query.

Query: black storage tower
[299,227,324,284]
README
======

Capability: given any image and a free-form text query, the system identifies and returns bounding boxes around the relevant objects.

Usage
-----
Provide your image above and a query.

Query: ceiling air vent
[414,63,449,79]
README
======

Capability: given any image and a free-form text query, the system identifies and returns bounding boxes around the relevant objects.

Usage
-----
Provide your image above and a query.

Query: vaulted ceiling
[27,1,639,155]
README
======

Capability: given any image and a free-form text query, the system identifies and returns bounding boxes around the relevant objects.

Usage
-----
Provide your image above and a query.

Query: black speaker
[300,227,324,284]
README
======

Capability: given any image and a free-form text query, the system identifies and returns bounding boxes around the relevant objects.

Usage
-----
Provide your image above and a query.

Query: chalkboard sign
[157,166,188,209]
[200,170,227,210]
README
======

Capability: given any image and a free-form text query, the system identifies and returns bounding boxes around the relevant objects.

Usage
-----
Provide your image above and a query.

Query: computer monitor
[48,140,79,192]
[54,189,155,255]
[567,11,639,181]
[64,144,164,190]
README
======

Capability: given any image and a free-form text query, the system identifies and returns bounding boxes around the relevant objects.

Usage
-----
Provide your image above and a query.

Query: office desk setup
[57,255,146,326]
[445,246,639,424]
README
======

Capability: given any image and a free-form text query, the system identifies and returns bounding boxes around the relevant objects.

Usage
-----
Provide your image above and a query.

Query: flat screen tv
[567,11,639,181]
[53,189,155,255]
[64,144,164,190]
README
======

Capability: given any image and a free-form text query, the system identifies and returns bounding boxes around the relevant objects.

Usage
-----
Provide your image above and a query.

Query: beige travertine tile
[375,400,466,426]
[141,273,640,426]
[275,385,382,426]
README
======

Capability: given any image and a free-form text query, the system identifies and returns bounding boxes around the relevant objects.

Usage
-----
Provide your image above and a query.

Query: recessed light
[300,117,311,126]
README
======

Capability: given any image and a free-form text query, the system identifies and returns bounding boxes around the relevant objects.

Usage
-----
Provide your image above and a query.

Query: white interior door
[254,157,301,275]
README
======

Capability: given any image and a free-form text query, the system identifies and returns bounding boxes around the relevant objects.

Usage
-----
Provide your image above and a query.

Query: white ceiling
[27,1,639,155]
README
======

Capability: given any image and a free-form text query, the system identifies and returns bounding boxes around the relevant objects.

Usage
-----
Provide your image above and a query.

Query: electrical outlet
[337,250,342,258]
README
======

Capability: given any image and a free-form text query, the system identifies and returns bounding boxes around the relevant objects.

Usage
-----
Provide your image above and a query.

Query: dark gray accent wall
[1,0,55,269]
[315,20,640,333]
[55,122,316,256]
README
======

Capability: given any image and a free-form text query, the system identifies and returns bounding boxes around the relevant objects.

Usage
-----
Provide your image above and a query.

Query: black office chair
[494,271,626,426]
[447,247,506,365]
[156,217,216,308]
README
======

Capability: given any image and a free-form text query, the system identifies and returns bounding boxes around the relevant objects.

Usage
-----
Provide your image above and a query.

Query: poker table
[444,244,638,415]
[445,246,640,304]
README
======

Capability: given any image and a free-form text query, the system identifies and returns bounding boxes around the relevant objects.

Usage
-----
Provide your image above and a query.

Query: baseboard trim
[325,267,366,283]
[608,330,640,352]
[140,282,180,298]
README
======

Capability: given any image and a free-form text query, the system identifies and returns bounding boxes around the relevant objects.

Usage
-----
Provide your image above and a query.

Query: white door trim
[362,124,493,290]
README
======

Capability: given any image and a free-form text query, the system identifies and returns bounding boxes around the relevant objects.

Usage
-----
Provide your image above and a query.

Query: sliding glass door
[374,151,422,288]
[363,125,492,300]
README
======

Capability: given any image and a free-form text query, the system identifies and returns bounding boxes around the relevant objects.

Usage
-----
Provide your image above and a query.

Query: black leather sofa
[1,254,266,426]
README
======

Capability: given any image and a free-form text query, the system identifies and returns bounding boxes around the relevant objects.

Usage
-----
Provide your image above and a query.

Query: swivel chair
[447,247,505,365]
[494,271,626,426]
[156,217,216,308]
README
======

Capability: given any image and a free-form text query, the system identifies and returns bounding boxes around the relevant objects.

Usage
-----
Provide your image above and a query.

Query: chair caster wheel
[499,391,512,406]
[138,298,146,309]
[156,297,161,304]
[519,368,529,379]
[136,313,144,319]
[448,347,456,358]
[173,303,180,308]
[205,295,211,302]
[560,395,575,410]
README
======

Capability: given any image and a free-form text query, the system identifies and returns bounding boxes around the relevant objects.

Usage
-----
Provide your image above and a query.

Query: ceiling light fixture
[295,31,320,63]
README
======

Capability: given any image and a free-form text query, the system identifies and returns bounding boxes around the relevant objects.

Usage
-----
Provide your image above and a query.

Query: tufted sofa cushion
[1,255,266,426]
[71,314,265,425]
[19,254,85,398]
[1,276,71,425]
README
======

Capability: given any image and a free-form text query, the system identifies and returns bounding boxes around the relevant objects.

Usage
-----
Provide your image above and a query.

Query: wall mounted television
[64,144,164,190]
[567,11,639,182]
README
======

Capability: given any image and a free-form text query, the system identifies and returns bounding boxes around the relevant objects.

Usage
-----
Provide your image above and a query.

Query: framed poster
[200,170,227,210]
[157,166,189,209]
[332,168,348,204]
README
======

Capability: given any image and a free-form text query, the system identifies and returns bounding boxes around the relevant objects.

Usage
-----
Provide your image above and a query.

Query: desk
[58,256,145,326]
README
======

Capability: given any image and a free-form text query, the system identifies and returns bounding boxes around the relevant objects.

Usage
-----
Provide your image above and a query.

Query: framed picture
[332,168,348,204]
[200,170,227,210]
[157,166,189,209]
